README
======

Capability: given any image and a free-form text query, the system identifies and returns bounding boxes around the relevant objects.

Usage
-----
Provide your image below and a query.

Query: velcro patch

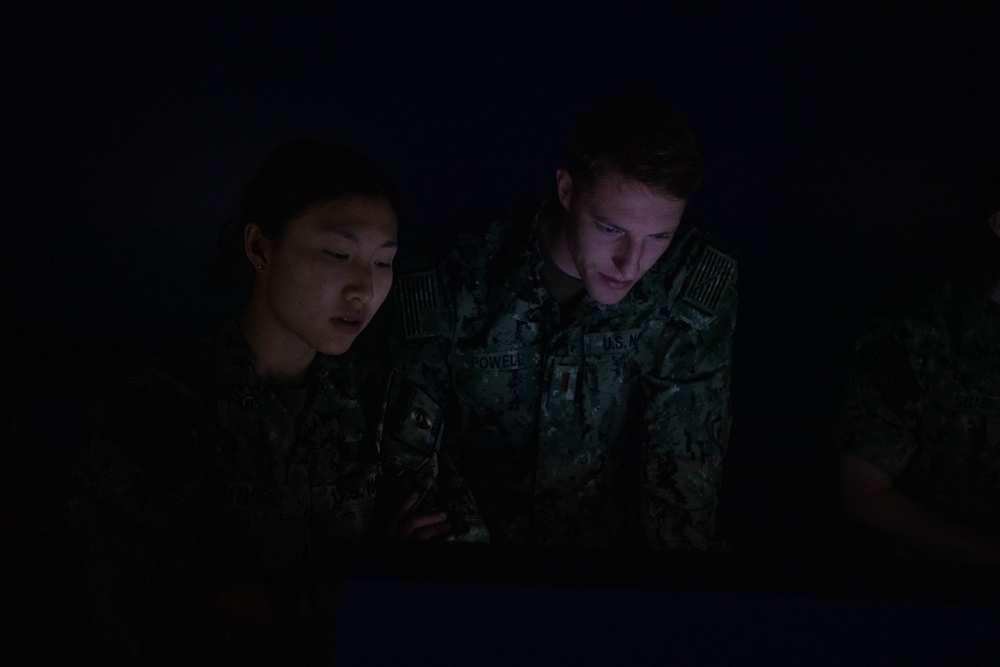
[394,270,447,339]
[858,335,922,407]
[385,381,443,461]
[680,243,736,315]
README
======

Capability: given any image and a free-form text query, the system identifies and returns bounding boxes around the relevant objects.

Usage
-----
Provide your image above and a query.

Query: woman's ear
[244,223,271,272]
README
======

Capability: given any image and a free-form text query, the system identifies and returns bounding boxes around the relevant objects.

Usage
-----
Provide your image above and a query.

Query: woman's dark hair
[219,140,400,287]
[568,92,702,199]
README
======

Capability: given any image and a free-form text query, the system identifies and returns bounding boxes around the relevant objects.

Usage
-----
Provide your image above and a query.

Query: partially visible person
[70,141,483,665]
[386,93,737,551]
[837,161,1000,566]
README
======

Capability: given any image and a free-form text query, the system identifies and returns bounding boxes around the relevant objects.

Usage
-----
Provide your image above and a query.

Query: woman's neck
[238,302,314,387]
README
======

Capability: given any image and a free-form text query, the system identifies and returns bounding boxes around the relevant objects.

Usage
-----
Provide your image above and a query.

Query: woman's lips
[331,316,363,334]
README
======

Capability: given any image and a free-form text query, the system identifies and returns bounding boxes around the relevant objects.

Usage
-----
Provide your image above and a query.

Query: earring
[257,264,264,271]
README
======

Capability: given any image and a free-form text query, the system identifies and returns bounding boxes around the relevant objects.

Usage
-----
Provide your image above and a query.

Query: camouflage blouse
[839,283,1000,533]
[70,318,478,663]
[390,204,737,550]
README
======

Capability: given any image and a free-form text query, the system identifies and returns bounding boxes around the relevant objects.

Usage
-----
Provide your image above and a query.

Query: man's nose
[612,238,641,279]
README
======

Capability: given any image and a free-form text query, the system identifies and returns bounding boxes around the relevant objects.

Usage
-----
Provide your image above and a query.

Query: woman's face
[255,195,398,356]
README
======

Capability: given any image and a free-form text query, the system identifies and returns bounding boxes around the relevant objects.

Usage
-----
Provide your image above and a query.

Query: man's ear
[556,168,573,211]
[244,223,272,272]
[989,210,1000,239]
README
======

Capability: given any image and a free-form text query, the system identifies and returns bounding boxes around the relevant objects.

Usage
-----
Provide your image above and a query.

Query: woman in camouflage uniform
[70,141,475,664]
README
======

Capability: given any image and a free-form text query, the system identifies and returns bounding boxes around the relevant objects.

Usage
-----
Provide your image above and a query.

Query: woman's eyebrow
[325,227,397,248]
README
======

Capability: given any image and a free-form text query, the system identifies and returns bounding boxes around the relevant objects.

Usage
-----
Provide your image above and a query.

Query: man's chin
[587,288,629,306]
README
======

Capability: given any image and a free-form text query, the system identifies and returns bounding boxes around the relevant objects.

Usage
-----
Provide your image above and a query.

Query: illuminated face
[553,169,685,305]
[253,195,398,358]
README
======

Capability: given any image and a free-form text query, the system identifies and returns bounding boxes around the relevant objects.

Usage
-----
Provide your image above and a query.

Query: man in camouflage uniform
[838,171,1000,566]
[389,94,737,550]
[70,319,474,664]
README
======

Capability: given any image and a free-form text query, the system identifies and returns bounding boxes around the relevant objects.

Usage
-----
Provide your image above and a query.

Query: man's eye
[375,260,393,269]
[600,224,621,235]
[325,251,348,260]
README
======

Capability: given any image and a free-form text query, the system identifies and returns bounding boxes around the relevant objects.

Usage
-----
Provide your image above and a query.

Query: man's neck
[537,204,586,309]
[538,203,581,280]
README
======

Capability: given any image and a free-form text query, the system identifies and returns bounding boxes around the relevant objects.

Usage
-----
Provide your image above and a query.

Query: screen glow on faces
[261,195,398,357]
[556,169,686,305]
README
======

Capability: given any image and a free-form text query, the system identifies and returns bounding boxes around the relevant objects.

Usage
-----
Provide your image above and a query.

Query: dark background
[3,1,1000,659]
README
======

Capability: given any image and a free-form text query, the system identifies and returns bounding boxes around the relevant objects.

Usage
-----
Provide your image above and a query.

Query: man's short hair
[569,92,702,199]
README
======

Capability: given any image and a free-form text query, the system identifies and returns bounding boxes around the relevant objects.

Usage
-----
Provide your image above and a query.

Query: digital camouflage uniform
[70,318,483,665]
[390,203,737,550]
[838,284,1000,555]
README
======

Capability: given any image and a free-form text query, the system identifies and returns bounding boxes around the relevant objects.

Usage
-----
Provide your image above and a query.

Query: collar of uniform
[212,317,344,439]
[213,316,349,390]
[310,349,356,397]
[489,201,559,324]
[209,317,268,436]
[215,316,261,394]
[633,224,704,307]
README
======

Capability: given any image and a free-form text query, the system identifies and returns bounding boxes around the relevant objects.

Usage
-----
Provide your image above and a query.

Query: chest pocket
[306,385,378,534]
[309,383,369,471]
[310,468,379,558]
[582,329,643,420]
[451,344,543,411]
[383,382,444,471]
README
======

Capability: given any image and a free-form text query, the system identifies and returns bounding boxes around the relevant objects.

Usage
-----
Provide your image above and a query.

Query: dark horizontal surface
[334,578,999,665]
[331,543,1000,665]
[4,526,998,664]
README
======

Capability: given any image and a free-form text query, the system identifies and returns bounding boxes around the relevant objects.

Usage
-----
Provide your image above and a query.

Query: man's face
[556,169,686,305]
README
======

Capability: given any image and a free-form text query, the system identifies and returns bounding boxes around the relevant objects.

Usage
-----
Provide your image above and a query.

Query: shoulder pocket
[382,379,444,470]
